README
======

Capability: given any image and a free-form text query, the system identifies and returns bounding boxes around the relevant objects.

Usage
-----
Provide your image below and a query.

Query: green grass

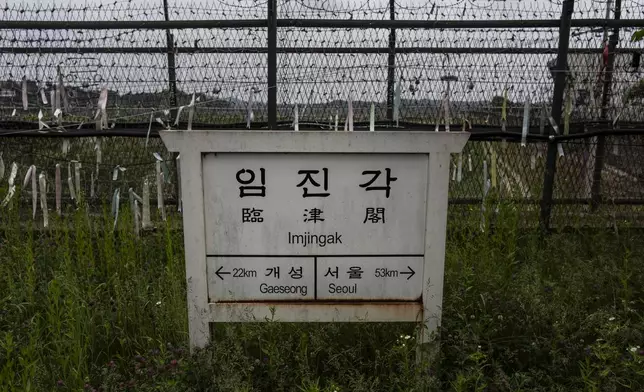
[0,199,643,391]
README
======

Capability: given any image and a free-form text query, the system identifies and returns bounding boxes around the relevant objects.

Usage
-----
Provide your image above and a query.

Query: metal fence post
[267,0,278,129]
[591,0,621,211]
[386,0,396,121]
[163,0,181,203]
[539,0,574,232]
[163,0,178,117]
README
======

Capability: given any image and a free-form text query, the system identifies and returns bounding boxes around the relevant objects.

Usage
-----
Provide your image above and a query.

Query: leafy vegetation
[0,199,643,391]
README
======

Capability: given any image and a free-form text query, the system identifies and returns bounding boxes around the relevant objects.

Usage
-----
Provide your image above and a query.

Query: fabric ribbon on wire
[40,85,48,105]
[23,165,35,190]
[444,88,451,132]
[21,76,28,111]
[74,161,82,205]
[57,66,70,112]
[347,97,354,132]
[67,162,76,202]
[55,164,62,215]
[156,117,167,129]
[113,165,126,181]
[38,110,50,131]
[112,188,120,230]
[129,188,140,236]
[393,78,401,126]
[501,88,508,133]
[246,88,254,129]
[156,160,166,221]
[54,82,61,124]
[50,90,56,116]
[152,152,170,184]
[31,165,38,220]
[293,105,299,132]
[39,173,48,228]
[521,98,531,147]
[187,93,198,131]
[95,87,108,130]
[174,93,198,130]
[1,163,18,208]
[142,178,153,230]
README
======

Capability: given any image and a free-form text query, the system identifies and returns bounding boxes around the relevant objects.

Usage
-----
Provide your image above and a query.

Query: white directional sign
[316,257,423,301]
[207,257,314,301]
[206,256,423,302]
[160,130,469,352]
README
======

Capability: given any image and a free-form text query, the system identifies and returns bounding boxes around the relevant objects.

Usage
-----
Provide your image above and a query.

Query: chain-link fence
[1,0,644,229]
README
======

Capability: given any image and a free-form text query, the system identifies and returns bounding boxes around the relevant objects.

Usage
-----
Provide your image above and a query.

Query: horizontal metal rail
[3,18,644,30]
[450,198,644,206]
[1,122,644,140]
[5,196,644,207]
[1,46,633,55]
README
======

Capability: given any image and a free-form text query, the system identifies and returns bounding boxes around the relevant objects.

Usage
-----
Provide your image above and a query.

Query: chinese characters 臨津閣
[236,167,397,225]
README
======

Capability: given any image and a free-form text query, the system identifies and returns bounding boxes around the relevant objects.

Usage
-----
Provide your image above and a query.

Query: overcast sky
[1,0,643,120]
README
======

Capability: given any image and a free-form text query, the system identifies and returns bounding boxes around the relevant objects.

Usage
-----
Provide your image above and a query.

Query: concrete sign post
[159,130,469,353]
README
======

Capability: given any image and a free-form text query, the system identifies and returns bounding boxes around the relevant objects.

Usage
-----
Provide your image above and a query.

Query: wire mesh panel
[2,0,644,230]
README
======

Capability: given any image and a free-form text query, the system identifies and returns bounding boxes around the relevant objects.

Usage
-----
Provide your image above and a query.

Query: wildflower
[404,335,411,340]
[170,359,178,367]
[630,347,637,353]
[609,316,616,321]
[156,301,161,306]
[57,380,64,387]
[497,315,503,321]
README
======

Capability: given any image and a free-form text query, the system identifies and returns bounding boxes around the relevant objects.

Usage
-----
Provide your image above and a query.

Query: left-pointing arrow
[399,266,415,280]
[216,266,231,280]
